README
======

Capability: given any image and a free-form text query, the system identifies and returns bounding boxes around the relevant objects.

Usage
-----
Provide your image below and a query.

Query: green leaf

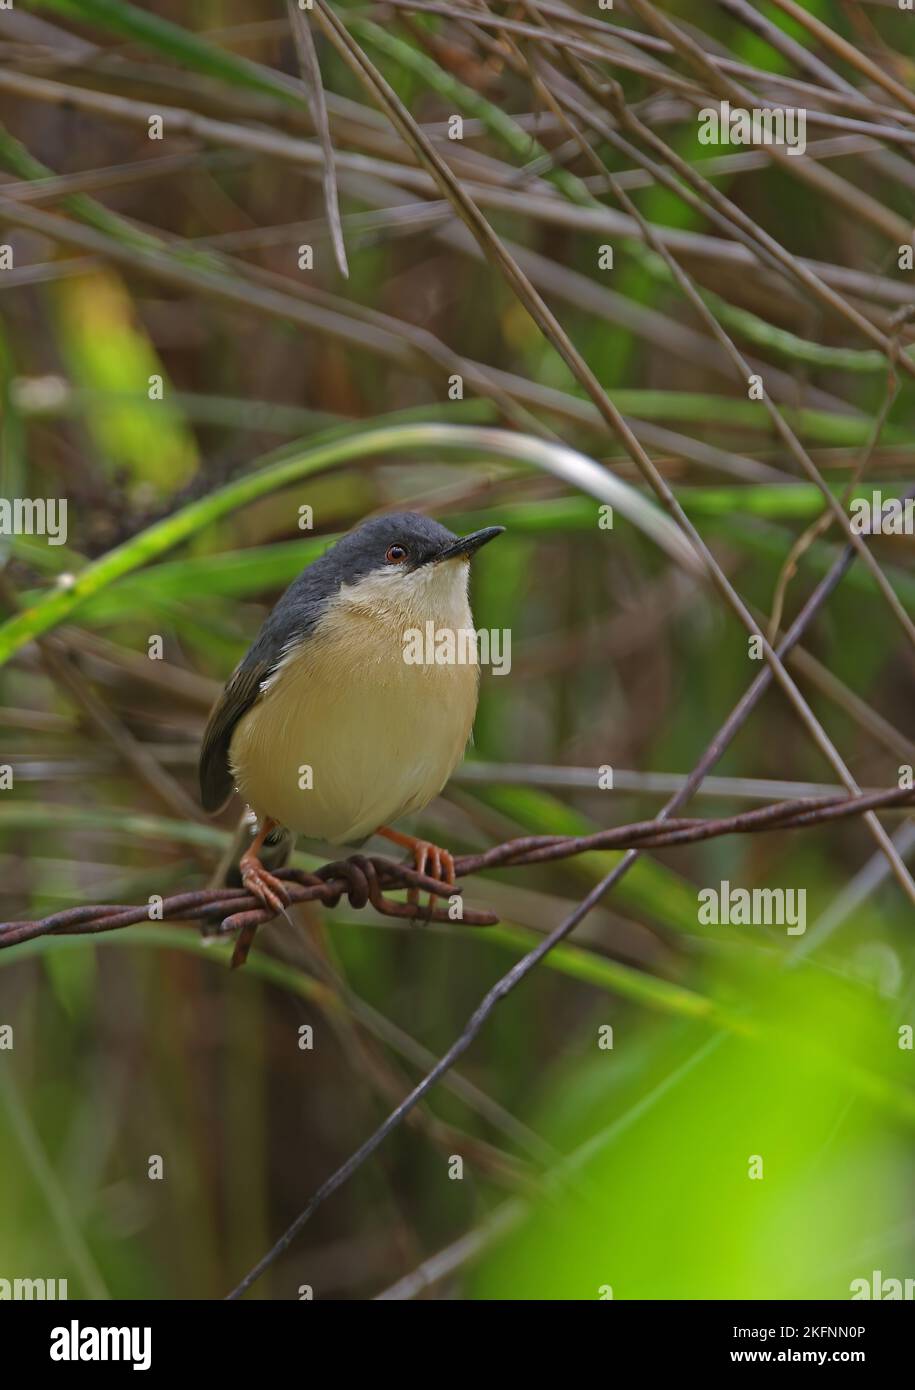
[24,0,304,106]
[0,421,692,664]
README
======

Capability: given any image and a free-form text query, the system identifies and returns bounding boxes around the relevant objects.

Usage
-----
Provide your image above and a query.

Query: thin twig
[286,0,349,277]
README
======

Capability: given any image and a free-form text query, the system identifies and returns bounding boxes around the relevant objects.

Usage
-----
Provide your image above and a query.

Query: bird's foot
[376,826,456,910]
[408,840,456,905]
[239,855,290,918]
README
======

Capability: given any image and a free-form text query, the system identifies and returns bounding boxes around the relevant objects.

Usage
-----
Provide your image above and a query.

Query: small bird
[199,512,504,917]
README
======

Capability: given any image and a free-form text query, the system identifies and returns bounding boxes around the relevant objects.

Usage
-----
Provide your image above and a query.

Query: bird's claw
[408,840,456,909]
[240,858,290,918]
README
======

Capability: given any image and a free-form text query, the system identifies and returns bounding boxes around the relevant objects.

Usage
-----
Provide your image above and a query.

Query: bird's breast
[229,583,480,843]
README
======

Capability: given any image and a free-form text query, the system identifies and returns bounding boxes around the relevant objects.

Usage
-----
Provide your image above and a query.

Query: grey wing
[198,656,273,813]
[199,561,323,813]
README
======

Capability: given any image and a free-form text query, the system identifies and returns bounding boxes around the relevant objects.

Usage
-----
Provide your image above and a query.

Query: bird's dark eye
[385,544,408,564]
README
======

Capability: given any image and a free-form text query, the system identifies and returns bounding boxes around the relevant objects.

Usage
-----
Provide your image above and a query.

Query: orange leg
[239,816,289,917]
[376,825,456,908]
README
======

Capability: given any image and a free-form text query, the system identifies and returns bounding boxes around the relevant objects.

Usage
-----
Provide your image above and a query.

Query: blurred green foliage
[0,0,913,1301]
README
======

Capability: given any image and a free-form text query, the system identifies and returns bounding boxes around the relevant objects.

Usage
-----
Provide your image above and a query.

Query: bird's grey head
[318,512,505,624]
[326,512,503,585]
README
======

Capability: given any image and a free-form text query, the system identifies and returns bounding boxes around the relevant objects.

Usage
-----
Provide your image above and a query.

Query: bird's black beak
[435,526,505,563]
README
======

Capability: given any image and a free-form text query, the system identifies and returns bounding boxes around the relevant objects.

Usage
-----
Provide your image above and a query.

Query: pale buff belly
[228,621,479,844]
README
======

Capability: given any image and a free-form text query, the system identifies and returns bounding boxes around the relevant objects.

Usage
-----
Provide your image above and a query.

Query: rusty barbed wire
[3,783,910,969]
[0,853,496,969]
